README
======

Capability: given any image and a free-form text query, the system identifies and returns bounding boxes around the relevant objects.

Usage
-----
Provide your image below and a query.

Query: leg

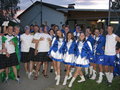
[28,61,34,79]
[24,63,29,74]
[56,61,61,85]
[78,67,86,83]
[68,67,80,87]
[63,65,71,85]
[0,69,4,73]
[96,64,104,84]
[90,63,97,80]
[44,62,48,78]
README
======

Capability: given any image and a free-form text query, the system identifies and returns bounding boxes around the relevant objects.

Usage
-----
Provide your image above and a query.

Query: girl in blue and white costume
[90,29,106,84]
[49,30,65,85]
[63,32,76,85]
[68,32,93,87]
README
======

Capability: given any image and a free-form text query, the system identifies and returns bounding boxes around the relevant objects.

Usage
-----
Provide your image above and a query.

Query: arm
[116,36,120,42]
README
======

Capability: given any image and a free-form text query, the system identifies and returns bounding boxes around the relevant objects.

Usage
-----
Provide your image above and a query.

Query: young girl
[62,32,76,85]
[49,30,65,85]
[68,32,93,87]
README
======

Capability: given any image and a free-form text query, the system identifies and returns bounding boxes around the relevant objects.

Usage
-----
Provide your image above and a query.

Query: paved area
[0,64,70,90]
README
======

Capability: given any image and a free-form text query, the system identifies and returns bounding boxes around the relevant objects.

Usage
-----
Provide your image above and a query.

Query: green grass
[68,76,120,90]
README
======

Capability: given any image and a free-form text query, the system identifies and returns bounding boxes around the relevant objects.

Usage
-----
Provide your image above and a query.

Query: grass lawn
[68,76,120,90]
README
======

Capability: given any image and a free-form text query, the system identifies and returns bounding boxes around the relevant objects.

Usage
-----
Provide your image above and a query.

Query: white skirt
[74,56,90,67]
[63,53,75,65]
[50,50,63,62]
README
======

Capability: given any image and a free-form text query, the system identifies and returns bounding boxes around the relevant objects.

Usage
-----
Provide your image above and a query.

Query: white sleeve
[34,33,40,40]
[51,37,56,45]
[87,41,92,51]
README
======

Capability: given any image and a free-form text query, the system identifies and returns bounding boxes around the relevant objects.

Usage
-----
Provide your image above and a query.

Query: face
[39,27,43,33]
[55,26,59,31]
[79,33,85,41]
[94,29,100,37]
[65,27,69,33]
[8,26,13,34]
[34,26,39,33]
[57,30,62,37]
[67,33,72,40]
[49,30,54,36]
[85,28,91,36]
[76,26,81,32]
[44,26,48,33]
[14,26,20,35]
[25,29,30,34]
[107,26,113,34]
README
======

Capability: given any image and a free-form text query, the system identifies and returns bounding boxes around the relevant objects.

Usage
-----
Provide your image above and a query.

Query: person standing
[2,26,19,82]
[34,26,52,79]
[20,26,33,76]
[62,32,76,85]
[90,28,106,84]
[68,32,93,87]
[49,30,65,85]
[104,25,120,86]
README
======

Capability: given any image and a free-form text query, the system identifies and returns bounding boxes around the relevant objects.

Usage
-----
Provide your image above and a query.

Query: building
[18,1,67,29]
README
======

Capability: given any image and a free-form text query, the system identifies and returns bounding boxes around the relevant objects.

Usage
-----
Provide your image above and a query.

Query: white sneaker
[28,72,32,79]
[78,76,85,83]
[5,77,8,82]
[16,78,20,84]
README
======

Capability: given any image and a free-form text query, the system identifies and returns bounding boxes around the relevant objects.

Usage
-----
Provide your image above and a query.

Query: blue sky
[18,0,109,10]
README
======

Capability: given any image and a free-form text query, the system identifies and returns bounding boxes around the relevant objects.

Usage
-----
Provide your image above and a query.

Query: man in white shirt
[104,25,120,86]
[33,26,52,79]
[20,26,33,75]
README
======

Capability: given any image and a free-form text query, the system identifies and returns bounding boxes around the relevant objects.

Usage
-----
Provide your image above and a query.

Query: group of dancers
[0,24,120,88]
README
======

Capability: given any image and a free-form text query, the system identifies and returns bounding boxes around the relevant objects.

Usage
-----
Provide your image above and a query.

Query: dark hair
[78,32,86,42]
[49,29,55,34]
[66,32,74,42]
[56,30,64,40]
[94,28,100,32]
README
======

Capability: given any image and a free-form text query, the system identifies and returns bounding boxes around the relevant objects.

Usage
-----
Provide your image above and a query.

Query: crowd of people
[0,24,120,88]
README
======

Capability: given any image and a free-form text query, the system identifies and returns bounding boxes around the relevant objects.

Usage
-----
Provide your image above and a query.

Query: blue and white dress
[74,40,93,67]
[63,40,76,65]
[49,37,65,62]
[92,35,106,64]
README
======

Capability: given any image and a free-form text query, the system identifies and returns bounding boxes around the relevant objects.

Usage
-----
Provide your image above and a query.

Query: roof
[18,1,67,19]
[57,8,120,12]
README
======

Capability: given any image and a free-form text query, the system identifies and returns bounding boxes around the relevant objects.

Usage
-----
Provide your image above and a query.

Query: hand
[47,38,51,41]
[34,50,38,55]
[6,52,10,58]
[39,37,44,41]
[2,49,7,53]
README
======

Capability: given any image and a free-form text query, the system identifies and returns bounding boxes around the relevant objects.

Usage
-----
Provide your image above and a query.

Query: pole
[40,0,42,26]
[108,0,111,25]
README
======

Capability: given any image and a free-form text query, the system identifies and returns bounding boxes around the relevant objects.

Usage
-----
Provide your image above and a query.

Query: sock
[85,68,88,75]
[105,72,110,82]
[89,66,93,75]
[68,77,76,87]
[109,73,113,83]
[51,66,54,69]
[63,76,68,85]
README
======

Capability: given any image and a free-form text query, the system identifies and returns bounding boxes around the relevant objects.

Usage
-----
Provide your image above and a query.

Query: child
[49,30,65,85]
[63,32,76,85]
[68,32,93,87]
